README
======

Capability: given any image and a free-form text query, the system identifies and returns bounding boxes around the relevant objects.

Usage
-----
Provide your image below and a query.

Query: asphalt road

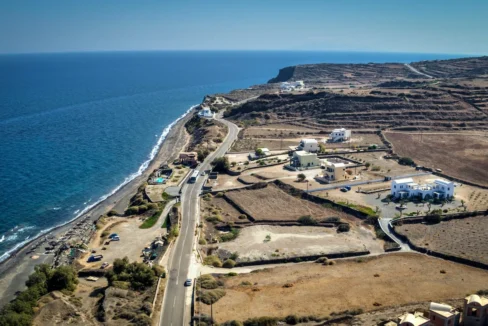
[160,117,239,326]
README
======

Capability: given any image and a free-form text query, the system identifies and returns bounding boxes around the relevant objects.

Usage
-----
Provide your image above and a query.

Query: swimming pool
[156,177,165,183]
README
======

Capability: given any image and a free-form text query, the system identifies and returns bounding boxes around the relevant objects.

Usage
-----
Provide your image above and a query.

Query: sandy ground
[198,252,488,323]
[215,225,383,263]
[80,212,170,268]
[395,215,488,265]
[0,111,192,307]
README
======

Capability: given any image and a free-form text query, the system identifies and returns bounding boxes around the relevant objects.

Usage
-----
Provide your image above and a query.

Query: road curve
[404,63,434,79]
[160,117,239,326]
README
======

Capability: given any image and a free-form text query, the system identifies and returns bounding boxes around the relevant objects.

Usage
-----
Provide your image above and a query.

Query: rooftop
[429,302,459,318]
[295,150,316,157]
[394,177,414,184]
[398,312,429,326]
[466,294,488,306]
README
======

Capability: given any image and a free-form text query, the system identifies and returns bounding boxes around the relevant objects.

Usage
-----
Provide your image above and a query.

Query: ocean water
[0,50,466,260]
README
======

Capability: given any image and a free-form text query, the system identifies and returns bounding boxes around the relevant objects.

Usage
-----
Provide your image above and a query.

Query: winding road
[159,117,239,326]
[404,63,434,79]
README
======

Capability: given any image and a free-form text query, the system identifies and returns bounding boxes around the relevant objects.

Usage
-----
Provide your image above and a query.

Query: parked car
[184,279,192,287]
[100,262,109,269]
[345,186,352,191]
[201,171,206,176]
[111,236,120,241]
[87,255,103,262]
[108,233,118,239]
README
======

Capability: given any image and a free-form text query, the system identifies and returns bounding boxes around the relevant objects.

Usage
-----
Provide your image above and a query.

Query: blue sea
[0,50,466,260]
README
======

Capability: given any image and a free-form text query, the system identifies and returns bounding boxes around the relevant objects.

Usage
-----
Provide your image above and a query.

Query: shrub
[222,321,244,326]
[315,257,329,264]
[298,215,318,226]
[47,266,78,292]
[398,157,414,166]
[323,216,340,223]
[243,316,278,326]
[211,157,230,172]
[285,315,299,325]
[230,252,239,260]
[223,259,236,268]
[371,166,381,171]
[198,275,219,289]
[238,214,248,220]
[199,237,207,245]
[297,173,306,182]
[101,230,109,237]
[337,223,351,233]
[107,210,118,216]
[227,272,237,277]
[424,213,441,224]
[220,228,239,242]
[216,192,224,198]
[125,206,139,215]
[203,255,222,267]
[198,289,226,305]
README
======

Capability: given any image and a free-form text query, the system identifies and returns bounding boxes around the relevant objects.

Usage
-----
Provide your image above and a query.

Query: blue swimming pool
[156,177,165,183]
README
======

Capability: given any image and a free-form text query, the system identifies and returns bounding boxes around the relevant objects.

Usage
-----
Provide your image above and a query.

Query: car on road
[100,262,109,269]
[111,236,120,241]
[108,233,118,239]
[201,171,206,176]
[184,279,192,286]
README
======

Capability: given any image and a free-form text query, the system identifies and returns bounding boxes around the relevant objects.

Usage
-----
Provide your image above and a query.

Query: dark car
[184,279,192,287]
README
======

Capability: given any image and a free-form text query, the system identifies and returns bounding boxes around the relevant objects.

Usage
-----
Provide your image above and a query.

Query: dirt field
[455,183,488,210]
[197,253,488,323]
[225,184,352,221]
[343,151,417,178]
[385,131,488,186]
[215,225,383,263]
[80,216,165,268]
[395,215,488,265]
[201,196,243,223]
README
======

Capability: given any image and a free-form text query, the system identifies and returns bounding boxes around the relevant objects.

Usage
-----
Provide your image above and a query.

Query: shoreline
[0,105,195,306]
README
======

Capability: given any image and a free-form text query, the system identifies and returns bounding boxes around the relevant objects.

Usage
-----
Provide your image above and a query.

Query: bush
[315,257,329,264]
[107,210,118,216]
[198,289,226,305]
[211,157,230,172]
[203,255,222,267]
[222,321,244,326]
[296,173,306,182]
[424,213,441,224]
[198,275,219,289]
[238,214,248,220]
[126,206,140,215]
[298,215,318,225]
[337,223,351,233]
[243,316,278,326]
[398,157,414,166]
[198,148,210,161]
[220,228,239,242]
[223,259,236,268]
[47,266,78,292]
[285,315,299,325]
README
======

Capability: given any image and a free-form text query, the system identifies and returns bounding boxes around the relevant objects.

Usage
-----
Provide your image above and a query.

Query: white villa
[391,178,455,200]
[328,128,351,142]
[298,138,319,152]
[280,80,305,92]
[289,150,320,169]
[198,106,214,118]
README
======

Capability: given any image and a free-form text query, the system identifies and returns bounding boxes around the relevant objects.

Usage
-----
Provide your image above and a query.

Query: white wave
[16,226,35,233]
[0,235,5,243]
[0,104,196,263]
[52,207,61,211]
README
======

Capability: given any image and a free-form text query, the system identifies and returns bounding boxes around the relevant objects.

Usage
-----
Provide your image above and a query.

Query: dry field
[344,151,416,178]
[215,224,383,263]
[385,131,488,186]
[395,215,488,265]
[201,196,243,223]
[225,184,351,221]
[455,184,488,210]
[197,253,488,323]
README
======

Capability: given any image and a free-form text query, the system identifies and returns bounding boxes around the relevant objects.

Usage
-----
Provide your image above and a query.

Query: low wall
[391,210,487,226]
[235,250,370,267]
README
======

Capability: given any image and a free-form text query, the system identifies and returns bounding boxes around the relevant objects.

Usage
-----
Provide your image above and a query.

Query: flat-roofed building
[328,128,351,142]
[428,302,460,326]
[290,150,320,169]
[463,294,488,326]
[391,178,455,200]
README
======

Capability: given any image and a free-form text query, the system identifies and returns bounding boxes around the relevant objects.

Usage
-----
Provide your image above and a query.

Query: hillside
[221,56,488,131]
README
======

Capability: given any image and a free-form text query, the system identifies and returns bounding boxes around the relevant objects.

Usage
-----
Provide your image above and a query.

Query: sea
[0,50,467,261]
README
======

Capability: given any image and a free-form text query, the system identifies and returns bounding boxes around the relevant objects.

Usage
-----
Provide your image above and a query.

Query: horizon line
[0,49,484,57]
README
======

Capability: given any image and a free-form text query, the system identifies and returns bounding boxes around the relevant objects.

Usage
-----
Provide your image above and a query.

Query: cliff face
[267,66,296,83]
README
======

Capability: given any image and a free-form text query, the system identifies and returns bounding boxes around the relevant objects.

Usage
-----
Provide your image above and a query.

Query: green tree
[211,157,230,172]
[297,173,306,182]
[47,266,78,292]
[255,148,264,157]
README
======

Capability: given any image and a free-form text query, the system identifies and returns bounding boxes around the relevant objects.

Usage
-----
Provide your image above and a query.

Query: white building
[391,178,455,200]
[328,128,351,142]
[290,150,320,169]
[280,80,305,92]
[298,138,319,152]
[198,106,214,118]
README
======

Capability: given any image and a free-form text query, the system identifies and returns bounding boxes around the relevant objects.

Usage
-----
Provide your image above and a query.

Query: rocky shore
[0,110,193,307]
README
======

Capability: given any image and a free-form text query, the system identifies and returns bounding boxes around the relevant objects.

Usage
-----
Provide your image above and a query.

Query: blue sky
[1,0,487,54]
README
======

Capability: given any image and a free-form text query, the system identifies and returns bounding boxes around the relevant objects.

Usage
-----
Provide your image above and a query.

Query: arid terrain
[224,183,352,221]
[197,253,488,323]
[395,215,488,265]
[385,131,488,186]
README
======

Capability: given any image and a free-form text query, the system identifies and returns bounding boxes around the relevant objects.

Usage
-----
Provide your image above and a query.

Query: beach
[0,110,193,307]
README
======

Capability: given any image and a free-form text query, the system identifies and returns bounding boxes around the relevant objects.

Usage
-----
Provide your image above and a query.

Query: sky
[0,0,487,54]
